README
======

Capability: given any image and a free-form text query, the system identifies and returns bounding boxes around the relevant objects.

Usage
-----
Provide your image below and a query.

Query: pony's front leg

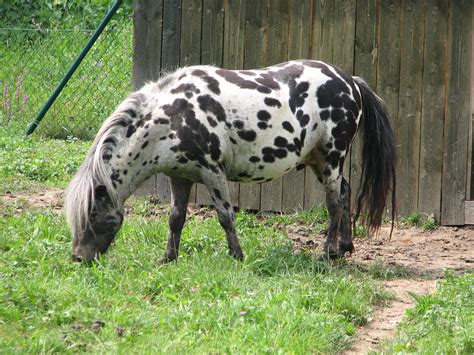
[160,177,193,263]
[203,173,243,260]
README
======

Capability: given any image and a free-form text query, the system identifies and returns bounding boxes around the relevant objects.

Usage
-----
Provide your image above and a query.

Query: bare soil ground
[1,188,64,212]
[286,224,473,353]
[2,188,473,354]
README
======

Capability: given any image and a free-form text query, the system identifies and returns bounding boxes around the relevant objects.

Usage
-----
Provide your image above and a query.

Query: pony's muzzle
[71,254,83,262]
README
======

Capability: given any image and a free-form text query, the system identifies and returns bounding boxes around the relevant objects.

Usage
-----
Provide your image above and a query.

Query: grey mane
[64,92,144,237]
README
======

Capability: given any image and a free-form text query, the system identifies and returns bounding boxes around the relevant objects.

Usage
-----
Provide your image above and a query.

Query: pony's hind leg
[324,177,342,259]
[202,172,243,260]
[339,177,354,257]
[308,164,340,258]
[160,177,193,263]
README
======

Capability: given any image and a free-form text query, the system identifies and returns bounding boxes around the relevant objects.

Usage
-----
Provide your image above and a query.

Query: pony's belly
[226,155,302,183]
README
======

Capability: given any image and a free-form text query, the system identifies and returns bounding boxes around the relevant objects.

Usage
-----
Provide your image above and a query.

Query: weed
[0,210,387,353]
[382,272,474,354]
[0,126,89,186]
[400,211,438,231]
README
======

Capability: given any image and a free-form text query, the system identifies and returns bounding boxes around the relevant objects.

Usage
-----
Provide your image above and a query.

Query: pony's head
[68,183,124,263]
[65,94,143,262]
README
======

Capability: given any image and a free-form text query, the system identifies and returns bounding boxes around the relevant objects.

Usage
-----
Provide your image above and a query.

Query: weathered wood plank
[465,201,474,224]
[238,0,268,210]
[223,0,246,69]
[134,175,156,196]
[396,0,425,216]
[222,0,247,206]
[418,0,448,221]
[442,0,472,225]
[260,0,288,212]
[376,0,402,217]
[351,0,378,208]
[470,4,474,200]
[178,0,202,204]
[201,0,224,65]
[132,0,164,199]
[161,0,182,71]
[180,0,202,66]
[332,0,356,73]
[156,0,182,203]
[332,0,356,203]
[132,0,163,89]
[281,0,311,212]
[196,0,225,206]
[305,0,336,210]
[132,0,163,90]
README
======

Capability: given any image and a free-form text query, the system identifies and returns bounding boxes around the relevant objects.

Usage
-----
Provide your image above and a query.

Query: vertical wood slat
[332,0,356,201]
[442,0,472,225]
[179,0,202,204]
[418,0,448,220]
[351,0,378,208]
[132,0,163,199]
[331,0,356,74]
[161,0,182,70]
[132,0,163,89]
[396,0,425,216]
[282,0,311,212]
[305,0,334,210]
[238,0,268,210]
[195,0,225,206]
[260,0,289,212]
[155,0,182,203]
[180,0,202,66]
[469,2,474,203]
[222,0,247,207]
[376,0,402,217]
[132,1,472,224]
[471,3,474,201]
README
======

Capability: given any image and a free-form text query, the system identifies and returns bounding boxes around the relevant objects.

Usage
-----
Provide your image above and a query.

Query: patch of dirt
[287,224,474,278]
[352,225,474,277]
[2,188,473,353]
[287,224,473,354]
[1,188,64,211]
[343,279,438,354]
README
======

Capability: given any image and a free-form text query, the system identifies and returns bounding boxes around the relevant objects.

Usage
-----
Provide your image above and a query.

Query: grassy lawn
[0,126,392,353]
[1,124,472,353]
[0,125,89,190]
[0,208,388,353]
[382,272,474,354]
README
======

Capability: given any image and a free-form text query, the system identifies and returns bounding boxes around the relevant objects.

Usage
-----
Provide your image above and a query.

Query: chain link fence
[1,17,133,140]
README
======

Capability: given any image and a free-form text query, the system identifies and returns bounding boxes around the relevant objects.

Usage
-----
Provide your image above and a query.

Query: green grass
[0,210,389,353]
[400,211,438,231]
[0,120,470,353]
[0,126,89,188]
[1,21,132,140]
[382,272,474,354]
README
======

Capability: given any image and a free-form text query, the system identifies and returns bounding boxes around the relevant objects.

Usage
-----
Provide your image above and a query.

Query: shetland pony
[65,60,396,263]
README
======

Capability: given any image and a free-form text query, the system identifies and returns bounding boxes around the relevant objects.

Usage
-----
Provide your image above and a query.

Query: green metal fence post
[25,0,123,137]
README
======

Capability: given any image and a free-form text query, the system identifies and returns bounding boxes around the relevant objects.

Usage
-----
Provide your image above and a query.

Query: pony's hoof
[229,250,244,261]
[158,255,177,264]
[338,241,355,257]
[319,246,338,261]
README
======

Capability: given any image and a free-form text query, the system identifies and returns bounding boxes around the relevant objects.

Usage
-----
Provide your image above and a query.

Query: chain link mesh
[1,17,132,140]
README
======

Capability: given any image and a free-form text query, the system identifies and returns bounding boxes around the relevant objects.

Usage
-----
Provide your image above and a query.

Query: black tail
[353,77,397,236]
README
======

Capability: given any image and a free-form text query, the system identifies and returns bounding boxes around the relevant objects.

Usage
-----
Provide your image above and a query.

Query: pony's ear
[94,185,108,199]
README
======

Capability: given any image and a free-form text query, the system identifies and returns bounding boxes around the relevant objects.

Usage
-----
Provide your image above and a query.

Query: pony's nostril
[72,254,83,262]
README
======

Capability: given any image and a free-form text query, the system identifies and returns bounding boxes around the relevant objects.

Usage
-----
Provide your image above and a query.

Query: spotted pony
[65,60,396,263]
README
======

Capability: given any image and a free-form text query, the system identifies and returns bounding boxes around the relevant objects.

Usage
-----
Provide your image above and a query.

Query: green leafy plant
[400,211,438,231]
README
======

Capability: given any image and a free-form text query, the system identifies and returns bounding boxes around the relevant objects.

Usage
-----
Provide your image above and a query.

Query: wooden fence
[132,0,473,225]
